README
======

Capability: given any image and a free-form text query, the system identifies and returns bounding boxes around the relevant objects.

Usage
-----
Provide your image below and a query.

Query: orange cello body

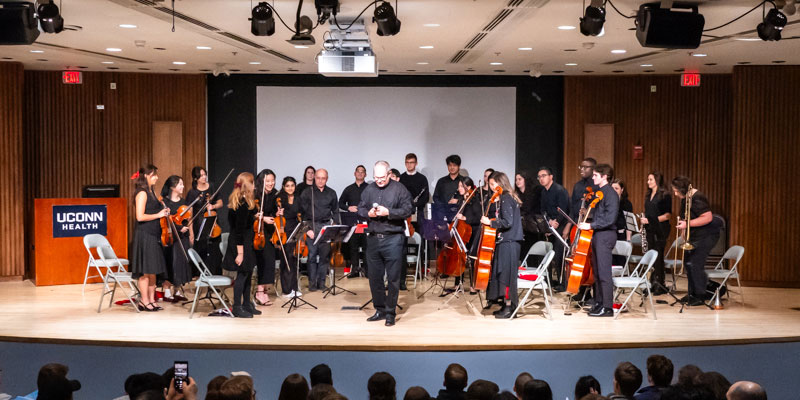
[436,187,477,277]
[564,190,603,294]
[473,187,503,291]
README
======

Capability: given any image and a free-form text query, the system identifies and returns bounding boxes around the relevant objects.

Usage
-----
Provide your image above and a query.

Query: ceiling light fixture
[315,0,339,24]
[518,47,533,51]
[692,53,707,57]
[640,64,653,67]
[579,0,605,37]
[611,49,626,54]
[558,25,576,30]
[37,2,64,34]
[30,50,44,53]
[106,48,122,52]
[374,1,401,36]
[119,24,137,29]
[294,45,309,49]
[249,62,261,65]
[490,62,503,65]
[417,62,429,65]
[196,46,212,50]
[419,45,434,49]
[757,8,787,41]
[423,23,440,27]
[566,63,578,66]
[250,2,275,36]
[173,61,186,65]
[101,61,114,64]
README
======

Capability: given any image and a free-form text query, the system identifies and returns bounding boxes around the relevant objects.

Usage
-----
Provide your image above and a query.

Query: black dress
[486,193,523,305]
[255,189,278,285]
[162,197,192,286]
[278,192,302,294]
[131,187,167,278]
[186,183,223,275]
[222,199,258,273]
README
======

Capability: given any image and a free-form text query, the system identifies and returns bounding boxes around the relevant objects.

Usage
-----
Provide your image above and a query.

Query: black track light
[250,2,275,37]
[374,1,401,36]
[757,8,787,41]
[315,0,339,24]
[580,2,606,37]
[37,2,64,34]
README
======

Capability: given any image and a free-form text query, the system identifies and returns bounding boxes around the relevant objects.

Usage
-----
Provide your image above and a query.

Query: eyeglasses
[578,165,593,170]
[374,174,388,181]
[537,174,549,179]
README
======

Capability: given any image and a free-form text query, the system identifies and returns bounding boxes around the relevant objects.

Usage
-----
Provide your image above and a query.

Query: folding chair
[187,248,233,319]
[612,249,658,320]
[663,236,686,279]
[611,240,633,277]
[511,250,555,320]
[707,245,745,306]
[82,235,129,294]
[83,234,140,313]
[628,233,643,268]
[406,232,422,288]
[521,240,554,297]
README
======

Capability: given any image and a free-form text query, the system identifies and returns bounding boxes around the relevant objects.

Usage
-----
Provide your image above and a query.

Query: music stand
[281,221,317,313]
[314,225,356,298]
[623,211,640,233]
[417,218,453,299]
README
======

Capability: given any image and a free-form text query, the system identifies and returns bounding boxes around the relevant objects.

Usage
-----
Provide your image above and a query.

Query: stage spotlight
[287,15,315,45]
[250,2,275,37]
[315,0,338,24]
[757,8,787,41]
[374,1,401,36]
[37,2,64,34]
[579,0,605,37]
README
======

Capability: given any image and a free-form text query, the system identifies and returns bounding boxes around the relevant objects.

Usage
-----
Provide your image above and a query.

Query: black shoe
[651,287,668,296]
[244,302,262,315]
[587,303,602,314]
[687,296,706,307]
[495,305,515,319]
[552,284,566,293]
[346,272,359,279]
[366,311,386,322]
[493,304,509,316]
[232,306,253,318]
[571,293,586,302]
[588,307,613,317]
[678,294,690,303]
[385,314,396,326]
[483,299,501,310]
[400,282,408,291]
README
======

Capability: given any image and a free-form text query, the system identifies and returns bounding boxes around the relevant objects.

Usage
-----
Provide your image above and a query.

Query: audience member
[660,385,713,400]
[126,372,166,399]
[493,392,517,400]
[278,373,309,400]
[133,390,166,400]
[404,386,432,400]
[466,379,499,400]
[322,394,348,400]
[695,372,730,400]
[611,362,642,400]
[206,376,228,400]
[513,373,533,400]
[635,355,674,400]
[580,395,611,400]
[437,363,468,400]
[575,376,602,400]
[166,377,198,400]
[367,372,396,400]
[676,366,703,389]
[216,376,254,400]
[521,379,552,400]
[310,364,334,387]
[726,381,766,400]
[308,383,337,400]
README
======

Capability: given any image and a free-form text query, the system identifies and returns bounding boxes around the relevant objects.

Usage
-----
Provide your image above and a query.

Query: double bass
[473,186,503,291]
[564,190,603,294]
[436,187,478,277]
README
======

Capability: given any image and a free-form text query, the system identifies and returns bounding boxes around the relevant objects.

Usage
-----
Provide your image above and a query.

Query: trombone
[671,184,695,281]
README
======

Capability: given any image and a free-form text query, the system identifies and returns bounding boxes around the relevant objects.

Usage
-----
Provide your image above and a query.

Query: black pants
[306,238,331,289]
[648,233,668,288]
[487,241,521,305]
[548,233,567,286]
[591,230,616,309]
[279,242,299,294]
[194,236,223,276]
[347,233,367,275]
[255,242,276,285]
[233,269,253,307]
[685,233,719,298]
[366,233,405,316]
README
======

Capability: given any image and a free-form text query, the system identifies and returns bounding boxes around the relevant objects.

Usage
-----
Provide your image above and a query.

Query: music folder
[286,221,310,244]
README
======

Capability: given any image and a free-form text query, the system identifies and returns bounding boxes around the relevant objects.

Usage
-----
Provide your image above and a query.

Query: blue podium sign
[52,205,108,238]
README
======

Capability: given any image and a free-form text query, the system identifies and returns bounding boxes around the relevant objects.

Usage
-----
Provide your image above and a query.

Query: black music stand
[417,218,453,299]
[314,225,357,298]
[281,222,317,313]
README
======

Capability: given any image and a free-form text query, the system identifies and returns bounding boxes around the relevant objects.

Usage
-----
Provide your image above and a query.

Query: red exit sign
[62,71,83,84]
[681,73,701,87]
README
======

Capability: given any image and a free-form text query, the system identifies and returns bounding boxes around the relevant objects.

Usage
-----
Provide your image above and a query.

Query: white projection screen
[256,86,516,196]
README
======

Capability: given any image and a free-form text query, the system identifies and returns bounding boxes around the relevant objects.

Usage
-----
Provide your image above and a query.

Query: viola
[254,186,267,251]
[473,186,503,291]
[564,190,603,294]
[295,212,309,258]
[436,187,477,277]
[271,198,287,246]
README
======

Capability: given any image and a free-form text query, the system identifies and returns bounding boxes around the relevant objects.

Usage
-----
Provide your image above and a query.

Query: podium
[34,198,128,286]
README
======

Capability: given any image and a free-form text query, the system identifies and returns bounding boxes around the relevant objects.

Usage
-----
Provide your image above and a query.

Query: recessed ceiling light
[565,63,578,66]
[416,62,429,65]
[518,47,533,51]
[172,61,186,65]
[30,50,44,53]
[249,62,261,65]
[692,53,707,57]
[294,45,308,49]
[735,38,761,41]
[419,45,434,49]
[196,46,212,50]
[640,64,653,67]
[423,23,440,27]
[558,25,576,30]
[119,24,137,29]
[101,61,114,64]
[490,62,503,65]
[611,49,626,54]
[106,48,122,52]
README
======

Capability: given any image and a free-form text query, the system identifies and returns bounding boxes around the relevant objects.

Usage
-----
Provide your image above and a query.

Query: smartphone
[174,361,189,393]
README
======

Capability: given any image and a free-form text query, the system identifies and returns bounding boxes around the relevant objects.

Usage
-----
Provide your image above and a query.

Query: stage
[2,273,800,351]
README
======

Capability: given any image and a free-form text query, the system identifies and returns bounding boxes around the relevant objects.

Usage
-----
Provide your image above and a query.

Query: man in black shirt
[537,167,570,290]
[301,168,340,291]
[339,165,368,278]
[433,154,462,206]
[399,153,429,219]
[567,157,599,236]
[578,164,619,317]
[358,161,413,326]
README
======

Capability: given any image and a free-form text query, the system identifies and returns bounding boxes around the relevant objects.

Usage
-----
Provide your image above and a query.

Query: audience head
[514,372,534,398]
[217,375,255,400]
[367,371,396,400]
[696,372,730,400]
[443,363,468,392]
[493,392,518,400]
[647,355,675,388]
[574,375,602,400]
[125,372,165,399]
[726,381,766,400]
[278,373,309,400]
[403,386,431,400]
[37,363,81,400]
[322,394,348,400]
[677,365,704,388]
[578,395,610,400]
[206,376,228,400]
[310,363,333,387]
[308,383,337,400]
[132,390,165,400]
[521,379,552,400]
[661,384,713,400]
[466,379,499,400]
[614,362,643,398]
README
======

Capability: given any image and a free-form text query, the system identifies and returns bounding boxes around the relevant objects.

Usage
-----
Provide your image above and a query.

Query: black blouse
[491,193,523,243]
[163,197,190,239]
[222,198,258,271]
[679,190,719,242]
[644,190,672,240]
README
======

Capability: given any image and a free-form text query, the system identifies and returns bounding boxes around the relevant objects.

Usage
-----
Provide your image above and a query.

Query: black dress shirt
[540,182,570,228]
[399,171,430,212]
[644,190,672,240]
[433,174,460,204]
[338,181,367,211]
[570,176,599,221]
[300,185,340,232]
[357,180,414,235]
[590,185,619,231]
[679,190,718,242]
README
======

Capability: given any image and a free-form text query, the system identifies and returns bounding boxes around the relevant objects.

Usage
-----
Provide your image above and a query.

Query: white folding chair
[406,232,422,288]
[628,233,643,268]
[82,235,129,294]
[611,240,633,277]
[612,249,659,320]
[187,248,233,318]
[707,245,745,306]
[511,250,555,320]
[83,234,140,313]
[663,236,686,279]
[521,241,553,269]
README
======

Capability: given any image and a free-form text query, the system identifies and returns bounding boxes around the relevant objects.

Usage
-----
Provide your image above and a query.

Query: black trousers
[306,238,331,289]
[685,233,719,298]
[255,241,276,285]
[347,233,367,274]
[647,233,668,288]
[279,242,299,294]
[487,241,521,305]
[591,230,616,309]
[548,233,567,286]
[233,270,253,307]
[366,233,405,316]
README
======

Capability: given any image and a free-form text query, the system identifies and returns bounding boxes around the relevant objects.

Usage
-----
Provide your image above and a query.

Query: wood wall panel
[22,71,206,278]
[0,62,26,278]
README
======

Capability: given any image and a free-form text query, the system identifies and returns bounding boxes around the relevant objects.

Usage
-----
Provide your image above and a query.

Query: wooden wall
[564,70,798,287]
[0,63,26,279]
[22,71,206,278]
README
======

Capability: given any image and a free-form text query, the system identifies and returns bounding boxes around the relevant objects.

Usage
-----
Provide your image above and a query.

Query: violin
[170,204,192,228]
[271,198,287,246]
[473,186,503,291]
[254,184,267,251]
[564,190,603,294]
[295,212,309,258]
[203,193,222,239]
[150,188,173,247]
[436,187,477,277]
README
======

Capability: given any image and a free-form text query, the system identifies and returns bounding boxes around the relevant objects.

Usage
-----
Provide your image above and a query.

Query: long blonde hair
[489,171,521,205]
[228,172,256,210]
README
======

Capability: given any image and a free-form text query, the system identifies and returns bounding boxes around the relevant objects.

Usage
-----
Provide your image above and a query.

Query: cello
[473,186,503,291]
[564,190,603,294]
[436,187,477,277]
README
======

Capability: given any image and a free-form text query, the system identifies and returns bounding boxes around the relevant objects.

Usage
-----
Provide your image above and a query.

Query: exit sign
[681,73,701,87]
[62,71,83,84]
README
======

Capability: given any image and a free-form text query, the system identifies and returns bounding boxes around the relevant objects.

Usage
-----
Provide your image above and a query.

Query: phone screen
[174,361,188,392]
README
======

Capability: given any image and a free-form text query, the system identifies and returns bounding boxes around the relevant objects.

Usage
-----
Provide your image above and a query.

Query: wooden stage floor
[2,274,799,351]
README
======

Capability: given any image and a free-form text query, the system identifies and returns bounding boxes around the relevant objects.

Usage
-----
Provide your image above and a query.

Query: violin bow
[187,168,235,226]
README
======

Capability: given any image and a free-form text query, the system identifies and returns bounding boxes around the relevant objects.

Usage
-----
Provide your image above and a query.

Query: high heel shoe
[149,303,163,311]
[254,290,273,306]
[137,301,156,312]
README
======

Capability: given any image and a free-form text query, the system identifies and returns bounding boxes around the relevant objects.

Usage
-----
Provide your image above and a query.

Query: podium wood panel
[34,198,128,286]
